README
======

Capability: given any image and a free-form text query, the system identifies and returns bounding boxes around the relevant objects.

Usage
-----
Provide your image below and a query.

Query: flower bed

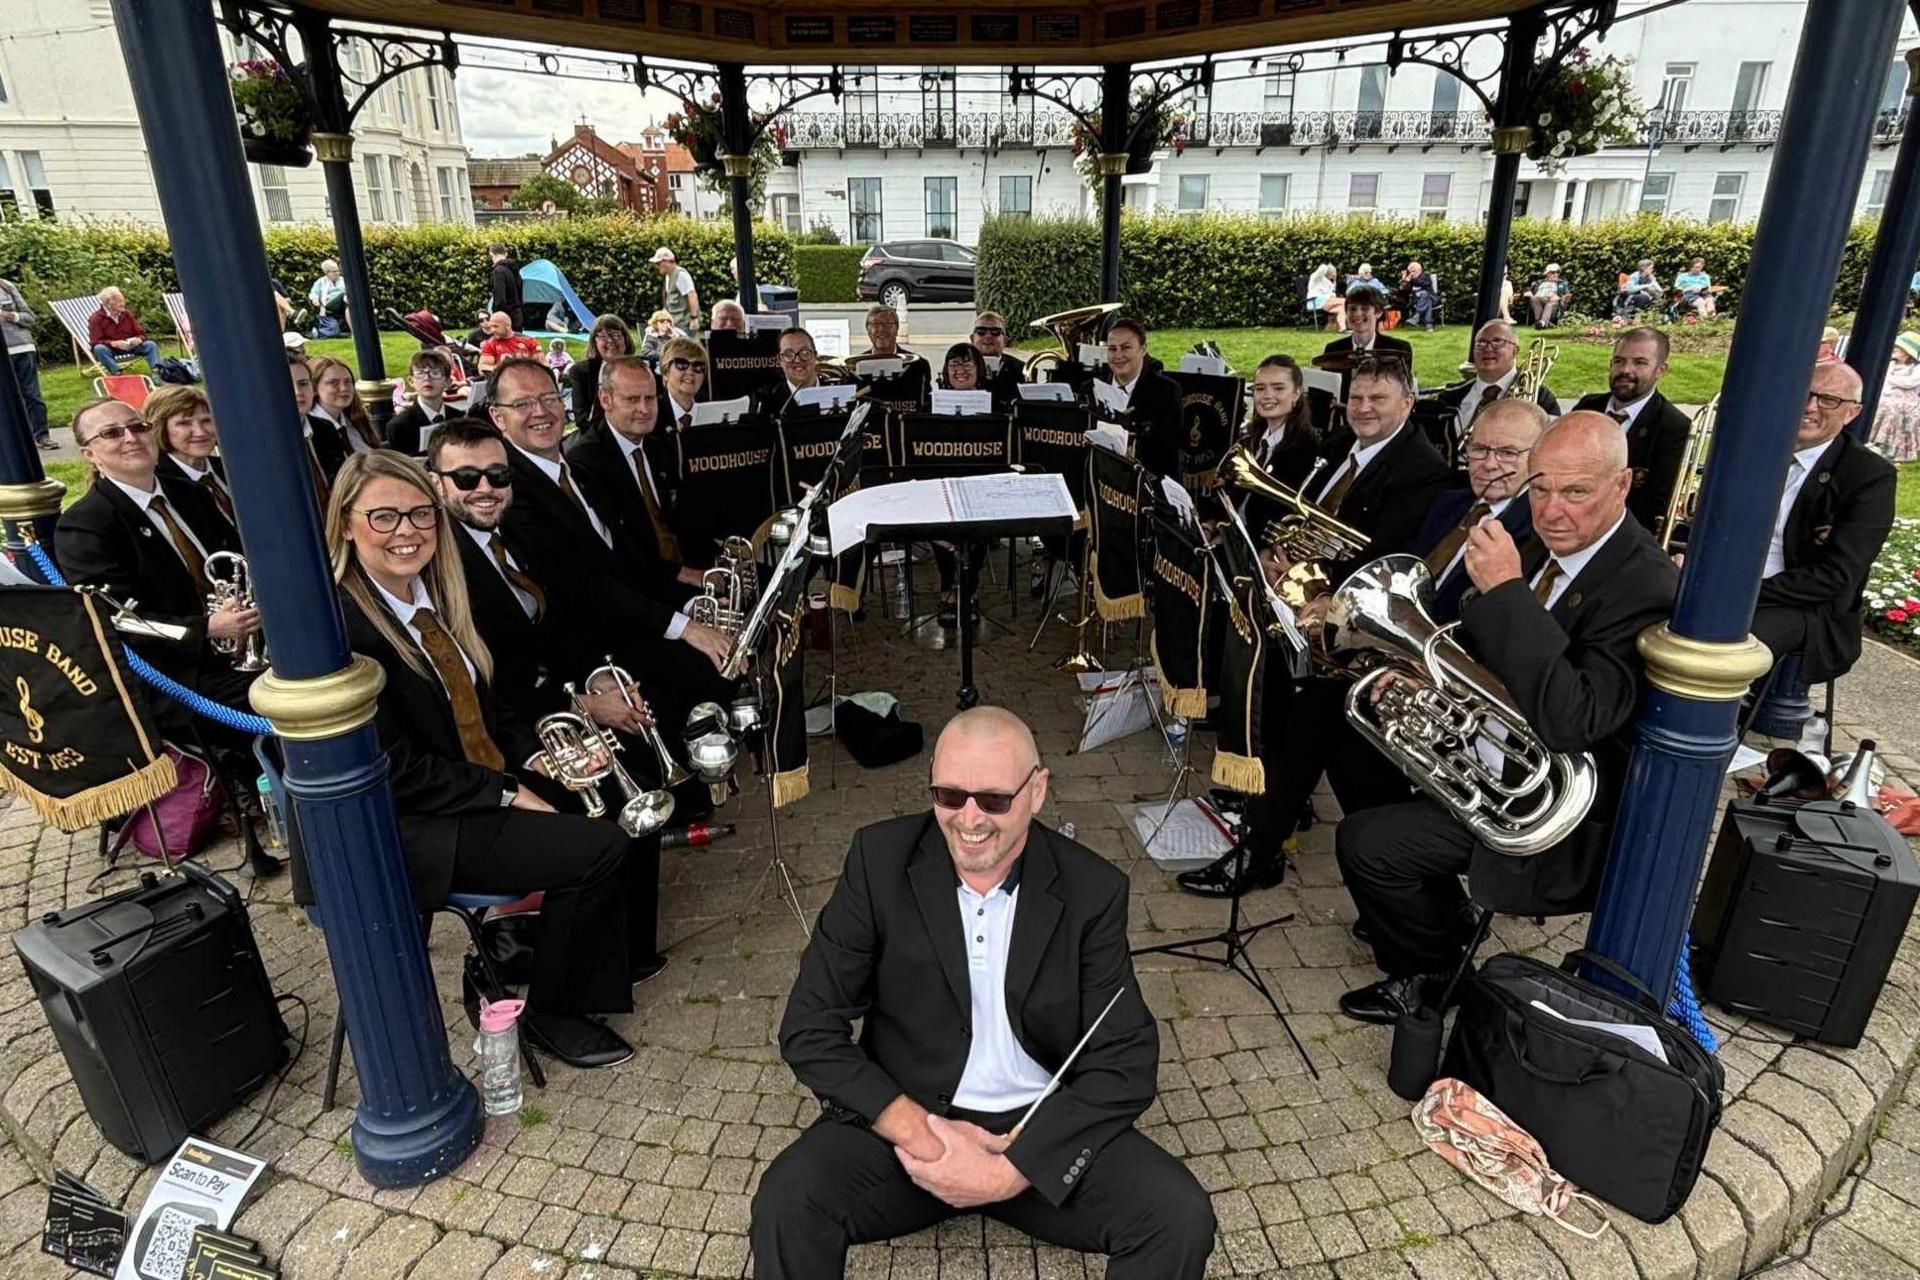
[1864,517,1920,651]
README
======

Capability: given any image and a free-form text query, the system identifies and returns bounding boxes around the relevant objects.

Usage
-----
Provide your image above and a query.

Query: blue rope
[25,540,275,737]
[1667,931,1718,1053]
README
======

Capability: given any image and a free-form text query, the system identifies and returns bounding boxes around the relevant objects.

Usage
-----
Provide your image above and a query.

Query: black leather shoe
[1176,844,1284,898]
[631,954,669,986]
[522,1011,634,1069]
[1339,974,1441,1026]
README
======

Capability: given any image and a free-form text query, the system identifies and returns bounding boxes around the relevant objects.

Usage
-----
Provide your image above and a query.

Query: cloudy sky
[455,68,686,156]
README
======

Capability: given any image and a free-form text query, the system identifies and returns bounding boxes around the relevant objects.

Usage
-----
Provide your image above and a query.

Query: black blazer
[1572,390,1692,535]
[387,402,468,456]
[54,474,239,677]
[1756,430,1897,682]
[562,421,684,592]
[489,258,523,317]
[1320,331,1416,399]
[568,356,606,429]
[306,411,352,483]
[1457,516,1678,916]
[1098,357,1185,479]
[987,353,1027,412]
[1309,422,1454,587]
[451,522,577,723]
[157,454,236,533]
[1412,490,1536,622]
[780,814,1159,1208]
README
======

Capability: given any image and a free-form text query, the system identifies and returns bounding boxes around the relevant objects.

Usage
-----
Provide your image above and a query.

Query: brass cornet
[534,681,675,837]
[204,550,268,672]
[583,657,691,789]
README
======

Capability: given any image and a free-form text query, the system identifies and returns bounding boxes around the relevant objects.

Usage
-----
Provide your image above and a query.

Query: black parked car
[856,240,977,306]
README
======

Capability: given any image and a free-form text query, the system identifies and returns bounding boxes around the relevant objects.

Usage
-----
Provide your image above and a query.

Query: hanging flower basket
[1524,49,1642,174]
[1069,93,1190,189]
[231,59,313,167]
[667,96,726,173]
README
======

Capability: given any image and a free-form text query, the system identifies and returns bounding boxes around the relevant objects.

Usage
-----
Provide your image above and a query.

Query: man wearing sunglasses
[970,311,1026,410]
[758,707,1213,1279]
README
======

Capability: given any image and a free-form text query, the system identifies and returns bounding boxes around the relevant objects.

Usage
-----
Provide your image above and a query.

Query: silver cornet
[717,535,760,602]
[583,657,690,789]
[204,550,268,672]
[535,682,675,837]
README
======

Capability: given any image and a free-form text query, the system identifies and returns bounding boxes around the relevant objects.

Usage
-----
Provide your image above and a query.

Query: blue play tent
[520,258,596,336]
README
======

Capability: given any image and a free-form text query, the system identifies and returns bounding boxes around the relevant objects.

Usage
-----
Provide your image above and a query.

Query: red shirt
[88,306,148,347]
[480,335,540,364]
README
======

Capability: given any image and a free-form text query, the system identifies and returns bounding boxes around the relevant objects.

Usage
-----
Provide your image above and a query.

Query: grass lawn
[1898,463,1920,519]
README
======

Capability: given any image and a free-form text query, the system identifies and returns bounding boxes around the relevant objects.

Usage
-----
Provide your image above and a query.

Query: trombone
[1660,395,1717,552]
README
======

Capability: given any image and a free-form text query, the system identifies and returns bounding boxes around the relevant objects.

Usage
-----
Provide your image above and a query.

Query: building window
[1430,71,1460,134]
[436,167,456,220]
[846,72,879,120]
[1731,61,1769,116]
[998,174,1032,218]
[0,155,18,220]
[1639,171,1673,217]
[18,151,52,217]
[1420,173,1451,220]
[922,67,957,141]
[0,66,9,104]
[1879,58,1908,137]
[924,176,957,238]
[1263,69,1294,117]
[1659,63,1695,118]
[1258,173,1289,217]
[1356,66,1387,138]
[770,193,801,233]
[426,70,445,132]
[389,156,409,223]
[1708,172,1745,223]
[849,177,882,243]
[1348,172,1379,210]
[260,164,294,222]
[1867,168,1894,217]
[363,154,387,221]
[394,80,412,127]
[339,39,368,90]
[1176,174,1209,212]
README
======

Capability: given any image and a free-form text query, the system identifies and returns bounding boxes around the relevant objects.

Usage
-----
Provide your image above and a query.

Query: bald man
[1332,412,1678,1025]
[1749,361,1895,688]
[757,707,1214,1278]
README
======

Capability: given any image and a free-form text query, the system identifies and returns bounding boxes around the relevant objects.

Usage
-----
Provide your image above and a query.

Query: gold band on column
[1492,125,1532,156]
[1096,153,1129,178]
[311,131,354,164]
[721,153,752,179]
[356,378,399,414]
[250,654,387,740]
[0,478,67,522]
[1635,624,1774,701]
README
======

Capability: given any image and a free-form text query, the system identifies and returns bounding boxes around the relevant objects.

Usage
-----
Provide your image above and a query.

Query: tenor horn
[1219,444,1371,608]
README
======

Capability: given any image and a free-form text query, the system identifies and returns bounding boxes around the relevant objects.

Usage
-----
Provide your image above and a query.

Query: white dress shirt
[1529,511,1627,610]
[1456,369,1517,437]
[666,394,698,433]
[166,454,231,499]
[106,475,210,563]
[608,431,692,641]
[462,522,538,620]
[371,574,475,685]
[951,863,1053,1112]
[1764,440,1833,579]
[1437,495,1515,584]
[1314,423,1404,504]
[317,404,375,454]
[509,439,614,548]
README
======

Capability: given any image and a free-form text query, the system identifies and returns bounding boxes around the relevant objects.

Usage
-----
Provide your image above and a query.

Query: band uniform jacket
[157,453,235,533]
[386,402,469,457]
[987,352,1027,411]
[1755,429,1897,683]
[780,814,1159,1208]
[452,524,581,723]
[1318,331,1415,400]
[563,420,686,593]
[1411,491,1536,622]
[53,472,240,679]
[1455,517,1678,916]
[1572,390,1691,535]
[305,411,353,484]
[1309,422,1454,588]
[1097,356,1186,479]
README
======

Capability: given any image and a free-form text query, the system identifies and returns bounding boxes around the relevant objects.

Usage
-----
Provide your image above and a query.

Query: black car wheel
[879,281,910,309]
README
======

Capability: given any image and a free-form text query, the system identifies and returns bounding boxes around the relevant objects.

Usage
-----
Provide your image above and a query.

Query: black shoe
[631,954,669,986]
[938,595,958,627]
[1339,974,1442,1026]
[1176,843,1284,898]
[521,1011,634,1069]
[36,437,57,451]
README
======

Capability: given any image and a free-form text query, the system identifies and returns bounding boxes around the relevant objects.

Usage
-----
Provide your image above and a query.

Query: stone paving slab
[1,554,1919,1278]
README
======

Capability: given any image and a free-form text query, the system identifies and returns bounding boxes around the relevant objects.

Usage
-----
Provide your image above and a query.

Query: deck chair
[163,292,195,359]
[92,373,153,410]
[51,295,112,374]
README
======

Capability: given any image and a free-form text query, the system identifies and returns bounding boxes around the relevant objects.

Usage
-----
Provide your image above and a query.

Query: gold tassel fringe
[772,764,811,808]
[0,754,179,834]
[1088,550,1144,622]
[1210,750,1265,795]
[1150,632,1207,718]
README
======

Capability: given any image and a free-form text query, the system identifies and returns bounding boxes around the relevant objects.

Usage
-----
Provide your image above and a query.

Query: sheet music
[1179,354,1229,376]
[1159,476,1198,523]
[692,395,750,425]
[857,356,906,378]
[1529,1000,1669,1065]
[793,383,855,411]
[806,318,851,358]
[946,472,1076,524]
[745,313,793,334]
[1090,378,1129,416]
[1303,367,1343,399]
[1127,797,1238,867]
[1015,382,1075,403]
[827,472,1074,556]
[1077,342,1109,368]
[1087,422,1131,455]
[931,389,994,416]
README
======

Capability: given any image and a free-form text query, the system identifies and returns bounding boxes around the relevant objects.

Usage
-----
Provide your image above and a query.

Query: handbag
[1440,948,1723,1223]
[108,745,224,864]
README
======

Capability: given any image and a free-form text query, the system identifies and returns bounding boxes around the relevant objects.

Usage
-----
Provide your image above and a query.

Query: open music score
[825,472,1076,558]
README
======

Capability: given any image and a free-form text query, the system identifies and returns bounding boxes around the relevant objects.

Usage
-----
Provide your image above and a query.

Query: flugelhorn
[535,682,675,837]
[583,657,690,789]
[1219,444,1371,608]
[1329,555,1597,856]
[204,550,268,672]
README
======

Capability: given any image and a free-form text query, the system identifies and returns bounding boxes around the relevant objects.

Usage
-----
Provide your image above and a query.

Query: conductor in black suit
[1750,361,1896,686]
[1318,286,1415,403]
[1410,398,1546,623]
[754,707,1215,1278]
[1180,356,1452,898]
[1334,412,1678,1024]
[1571,327,1692,537]
[1096,317,1185,479]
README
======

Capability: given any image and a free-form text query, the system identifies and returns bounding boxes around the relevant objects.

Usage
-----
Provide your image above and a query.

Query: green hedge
[792,244,866,303]
[977,211,1883,334]
[0,214,797,363]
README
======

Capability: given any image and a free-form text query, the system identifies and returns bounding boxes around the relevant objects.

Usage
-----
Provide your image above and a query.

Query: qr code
[137,1204,209,1280]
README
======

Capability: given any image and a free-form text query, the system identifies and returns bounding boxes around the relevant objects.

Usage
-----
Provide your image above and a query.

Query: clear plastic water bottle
[1164,715,1189,756]
[473,997,525,1117]
[256,774,285,850]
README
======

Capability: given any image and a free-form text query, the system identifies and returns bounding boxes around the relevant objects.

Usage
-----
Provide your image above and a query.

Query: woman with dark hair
[569,314,636,428]
[939,341,988,391]
[932,343,991,626]
[1240,354,1319,488]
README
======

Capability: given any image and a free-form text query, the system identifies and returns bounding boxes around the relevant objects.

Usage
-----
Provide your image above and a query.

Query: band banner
[764,551,813,807]
[1015,402,1094,516]
[778,415,869,612]
[1208,535,1267,794]
[1167,369,1244,492]
[1147,513,1210,719]
[675,420,781,559]
[1088,446,1149,622]
[707,329,785,402]
[0,587,179,830]
[891,414,1014,474]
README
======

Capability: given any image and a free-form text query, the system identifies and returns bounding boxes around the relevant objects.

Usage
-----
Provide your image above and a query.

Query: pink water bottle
[474,997,526,1116]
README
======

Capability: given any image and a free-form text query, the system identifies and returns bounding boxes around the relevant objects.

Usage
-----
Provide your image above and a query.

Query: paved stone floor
[2,551,1919,1279]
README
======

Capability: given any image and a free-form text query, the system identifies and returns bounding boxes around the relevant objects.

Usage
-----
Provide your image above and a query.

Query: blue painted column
[1586,0,1905,1004]
[1848,46,1920,436]
[718,62,759,316]
[106,0,481,1186]
[1472,11,1545,339]
[1099,63,1132,305]
[0,334,62,580]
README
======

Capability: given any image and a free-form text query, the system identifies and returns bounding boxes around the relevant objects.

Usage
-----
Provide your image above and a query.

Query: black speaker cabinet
[1693,796,1918,1048]
[13,867,288,1161]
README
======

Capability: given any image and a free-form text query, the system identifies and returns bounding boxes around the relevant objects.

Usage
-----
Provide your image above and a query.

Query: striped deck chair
[163,291,195,359]
[50,295,111,374]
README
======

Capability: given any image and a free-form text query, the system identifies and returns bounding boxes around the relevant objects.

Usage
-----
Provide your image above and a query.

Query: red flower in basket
[1905,598,1920,612]
[1910,566,1920,581]
[1888,608,1910,624]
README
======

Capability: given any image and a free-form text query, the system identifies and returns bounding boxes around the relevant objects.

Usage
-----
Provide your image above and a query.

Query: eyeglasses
[80,419,155,445]
[494,393,568,414]
[928,764,1041,815]
[668,358,707,374]
[412,369,450,381]
[779,349,818,363]
[1472,339,1515,352]
[431,464,513,491]
[1463,444,1528,464]
[358,504,440,533]
[1808,391,1861,411]
[972,326,1005,337]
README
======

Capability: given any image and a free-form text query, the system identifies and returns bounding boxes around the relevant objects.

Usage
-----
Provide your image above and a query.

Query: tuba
[1328,555,1597,856]
[1024,302,1121,383]
[534,683,676,836]
[1219,444,1370,607]
[1660,395,1717,552]
[204,550,268,672]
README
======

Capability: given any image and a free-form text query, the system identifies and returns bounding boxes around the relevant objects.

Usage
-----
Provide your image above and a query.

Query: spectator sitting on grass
[87,286,162,374]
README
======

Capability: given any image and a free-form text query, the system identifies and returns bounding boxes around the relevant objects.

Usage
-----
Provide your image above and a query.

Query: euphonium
[583,657,691,789]
[1024,302,1121,382]
[1219,444,1371,608]
[1660,394,1717,552]
[1328,555,1597,856]
[534,682,675,837]
[204,550,268,672]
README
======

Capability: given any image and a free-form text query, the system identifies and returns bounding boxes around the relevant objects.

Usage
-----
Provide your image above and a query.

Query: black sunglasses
[431,463,514,491]
[972,326,1005,337]
[668,358,707,374]
[928,764,1040,815]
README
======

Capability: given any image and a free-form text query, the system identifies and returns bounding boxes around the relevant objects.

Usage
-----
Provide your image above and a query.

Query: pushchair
[386,307,481,412]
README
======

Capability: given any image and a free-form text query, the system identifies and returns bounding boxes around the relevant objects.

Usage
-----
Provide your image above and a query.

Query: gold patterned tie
[632,450,682,562]
[149,495,210,596]
[554,463,587,514]
[1469,383,1502,426]
[411,606,506,770]
[200,472,236,526]
[1532,561,1563,607]
[1316,459,1357,514]
[1424,501,1491,579]
[488,533,546,622]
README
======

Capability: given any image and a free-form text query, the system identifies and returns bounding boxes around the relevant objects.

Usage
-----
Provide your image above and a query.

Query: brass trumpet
[534,682,675,837]
[204,550,268,672]
[1219,444,1371,608]
[583,657,690,789]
